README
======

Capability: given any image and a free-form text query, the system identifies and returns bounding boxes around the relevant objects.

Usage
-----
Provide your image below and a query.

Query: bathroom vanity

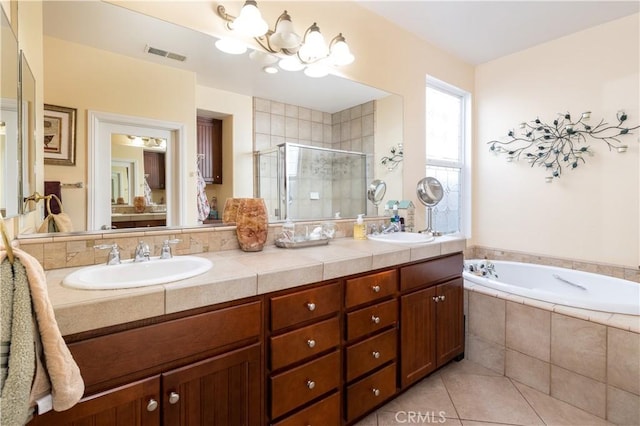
[26,236,465,426]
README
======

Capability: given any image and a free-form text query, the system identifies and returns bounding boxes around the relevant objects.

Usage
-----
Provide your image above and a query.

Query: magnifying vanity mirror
[416,177,444,235]
[19,1,404,236]
[367,179,386,215]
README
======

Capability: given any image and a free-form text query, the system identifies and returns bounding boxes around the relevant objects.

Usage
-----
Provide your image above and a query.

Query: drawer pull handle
[307,302,316,311]
[372,285,381,293]
[146,399,158,412]
[371,315,381,324]
[307,339,316,348]
[306,380,316,390]
[372,388,380,397]
[372,351,380,359]
[168,392,180,404]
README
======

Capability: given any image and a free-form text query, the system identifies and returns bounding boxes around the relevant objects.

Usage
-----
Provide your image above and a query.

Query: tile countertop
[45,235,466,336]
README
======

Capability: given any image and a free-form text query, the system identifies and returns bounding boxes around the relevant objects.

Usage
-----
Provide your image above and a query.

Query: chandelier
[215,1,355,78]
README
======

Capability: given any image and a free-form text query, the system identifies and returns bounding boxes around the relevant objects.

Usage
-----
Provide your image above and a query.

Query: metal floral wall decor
[488,110,638,182]
[380,143,403,171]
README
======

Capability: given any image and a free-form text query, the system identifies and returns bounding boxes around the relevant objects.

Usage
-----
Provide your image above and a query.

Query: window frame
[425,76,472,237]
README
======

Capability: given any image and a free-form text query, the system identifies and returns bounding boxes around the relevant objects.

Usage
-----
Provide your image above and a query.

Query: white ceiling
[356,1,640,65]
[43,1,639,113]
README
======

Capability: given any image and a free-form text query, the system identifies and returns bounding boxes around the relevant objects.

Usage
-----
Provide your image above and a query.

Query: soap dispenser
[353,214,367,240]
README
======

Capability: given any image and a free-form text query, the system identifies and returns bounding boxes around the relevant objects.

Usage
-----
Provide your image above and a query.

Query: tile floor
[354,359,613,426]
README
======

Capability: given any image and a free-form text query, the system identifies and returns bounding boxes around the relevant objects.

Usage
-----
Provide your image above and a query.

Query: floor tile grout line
[508,377,549,426]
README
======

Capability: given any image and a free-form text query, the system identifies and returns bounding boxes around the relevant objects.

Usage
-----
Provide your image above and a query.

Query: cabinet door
[29,376,160,426]
[197,117,223,184]
[436,278,464,367]
[143,151,165,189]
[162,343,261,426]
[400,286,437,388]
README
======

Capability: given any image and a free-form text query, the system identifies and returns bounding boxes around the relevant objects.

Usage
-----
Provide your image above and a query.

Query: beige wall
[473,14,640,268]
[43,36,196,230]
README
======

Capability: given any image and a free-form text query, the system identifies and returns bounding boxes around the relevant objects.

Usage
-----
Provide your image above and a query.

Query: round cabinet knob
[307,302,316,311]
[371,315,381,324]
[168,392,180,404]
[433,296,439,303]
[306,380,316,390]
[372,388,380,397]
[307,339,316,348]
[372,351,381,359]
[440,295,446,301]
[146,399,158,412]
[372,285,381,293]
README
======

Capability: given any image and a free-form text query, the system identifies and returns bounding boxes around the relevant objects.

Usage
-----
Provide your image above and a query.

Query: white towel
[196,163,210,221]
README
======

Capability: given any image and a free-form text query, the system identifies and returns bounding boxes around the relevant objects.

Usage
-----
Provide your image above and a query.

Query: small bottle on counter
[353,214,367,240]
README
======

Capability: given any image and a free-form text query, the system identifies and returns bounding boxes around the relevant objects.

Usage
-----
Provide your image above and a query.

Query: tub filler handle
[552,274,587,291]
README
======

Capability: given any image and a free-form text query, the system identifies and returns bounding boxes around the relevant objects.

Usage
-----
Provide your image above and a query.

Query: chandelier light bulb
[231,0,268,38]
[329,34,354,66]
[269,11,301,50]
[299,23,327,63]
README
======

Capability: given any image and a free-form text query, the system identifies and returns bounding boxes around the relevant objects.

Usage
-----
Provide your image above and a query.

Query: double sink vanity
[26,229,465,426]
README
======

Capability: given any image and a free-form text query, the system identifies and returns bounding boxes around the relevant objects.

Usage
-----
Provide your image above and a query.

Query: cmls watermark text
[394,411,447,423]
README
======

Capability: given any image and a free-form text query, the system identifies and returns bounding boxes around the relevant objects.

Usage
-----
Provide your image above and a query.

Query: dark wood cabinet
[30,376,161,426]
[143,150,165,189]
[197,116,223,184]
[162,344,261,426]
[399,254,464,389]
[30,252,464,426]
[29,301,262,426]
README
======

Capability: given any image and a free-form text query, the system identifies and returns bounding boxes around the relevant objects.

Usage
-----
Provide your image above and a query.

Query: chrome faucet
[134,241,151,262]
[160,239,181,259]
[94,244,121,265]
[381,221,401,234]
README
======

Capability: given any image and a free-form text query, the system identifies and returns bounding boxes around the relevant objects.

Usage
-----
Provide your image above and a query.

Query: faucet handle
[160,239,181,259]
[94,244,121,265]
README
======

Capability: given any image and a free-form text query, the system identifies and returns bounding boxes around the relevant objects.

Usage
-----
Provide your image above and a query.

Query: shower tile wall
[254,98,375,220]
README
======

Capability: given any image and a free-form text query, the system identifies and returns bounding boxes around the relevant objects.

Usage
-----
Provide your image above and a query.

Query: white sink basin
[62,256,213,290]
[367,232,435,245]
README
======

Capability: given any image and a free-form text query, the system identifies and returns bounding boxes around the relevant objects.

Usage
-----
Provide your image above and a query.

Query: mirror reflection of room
[110,133,166,229]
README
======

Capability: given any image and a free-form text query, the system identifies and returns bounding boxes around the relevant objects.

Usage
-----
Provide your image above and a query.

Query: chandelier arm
[216,5,236,29]
[254,32,278,54]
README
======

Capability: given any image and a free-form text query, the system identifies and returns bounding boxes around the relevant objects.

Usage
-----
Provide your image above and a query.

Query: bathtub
[463,259,640,315]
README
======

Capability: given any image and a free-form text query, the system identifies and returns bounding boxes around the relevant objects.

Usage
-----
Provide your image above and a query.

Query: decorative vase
[235,198,268,252]
[222,198,242,224]
[133,196,146,213]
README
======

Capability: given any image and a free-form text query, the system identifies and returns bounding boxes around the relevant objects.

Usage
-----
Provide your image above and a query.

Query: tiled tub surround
[464,283,640,425]
[17,223,465,336]
[471,245,640,283]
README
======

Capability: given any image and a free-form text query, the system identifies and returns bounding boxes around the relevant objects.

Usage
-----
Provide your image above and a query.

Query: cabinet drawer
[69,301,261,391]
[271,282,341,331]
[346,362,396,422]
[270,350,340,420]
[271,391,341,426]
[346,328,397,382]
[345,270,397,308]
[271,317,340,371]
[346,298,397,341]
[400,253,463,292]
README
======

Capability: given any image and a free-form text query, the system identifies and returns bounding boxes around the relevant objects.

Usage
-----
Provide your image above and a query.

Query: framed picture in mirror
[44,103,76,165]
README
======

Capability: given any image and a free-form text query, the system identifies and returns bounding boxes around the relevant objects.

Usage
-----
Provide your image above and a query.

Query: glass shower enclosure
[255,143,368,221]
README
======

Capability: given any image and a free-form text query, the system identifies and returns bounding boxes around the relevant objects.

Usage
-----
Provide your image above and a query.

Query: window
[425,78,470,235]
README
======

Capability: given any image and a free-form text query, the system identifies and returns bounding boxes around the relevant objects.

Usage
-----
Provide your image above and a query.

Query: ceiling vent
[144,45,187,62]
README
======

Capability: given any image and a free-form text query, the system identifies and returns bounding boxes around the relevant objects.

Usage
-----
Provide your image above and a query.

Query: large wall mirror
[25,1,403,235]
[1,7,19,218]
